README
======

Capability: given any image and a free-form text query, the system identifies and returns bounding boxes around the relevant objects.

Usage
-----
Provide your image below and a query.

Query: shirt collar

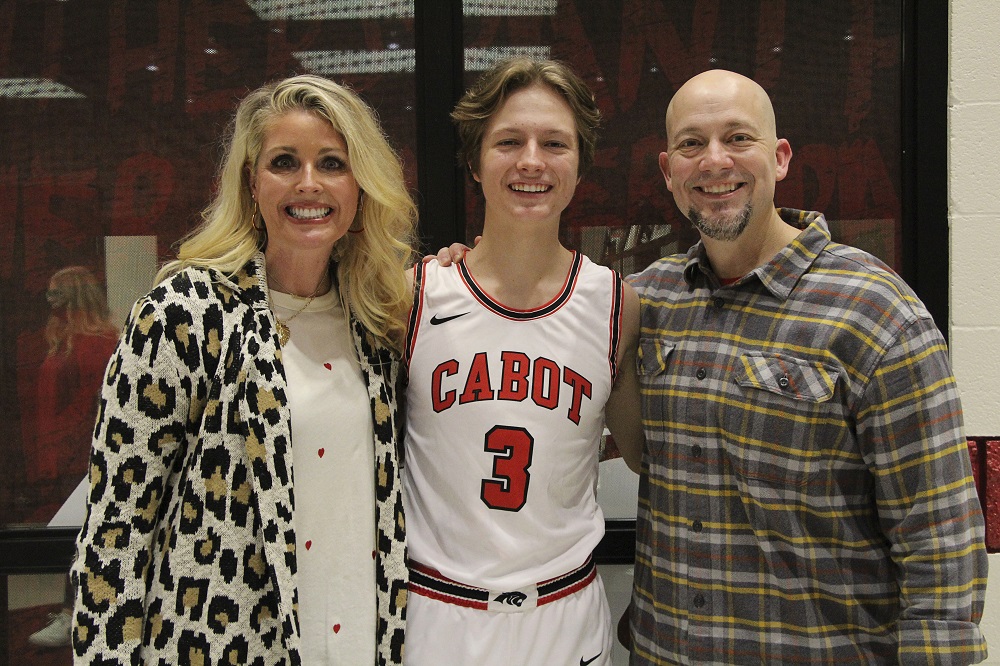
[682,208,831,300]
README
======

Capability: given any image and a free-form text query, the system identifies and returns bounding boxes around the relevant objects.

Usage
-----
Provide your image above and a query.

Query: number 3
[481,426,534,511]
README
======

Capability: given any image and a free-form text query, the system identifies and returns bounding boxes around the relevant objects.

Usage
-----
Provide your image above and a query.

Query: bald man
[626,69,988,664]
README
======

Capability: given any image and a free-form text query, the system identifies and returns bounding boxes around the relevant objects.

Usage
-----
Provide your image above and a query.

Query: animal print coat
[70,254,408,665]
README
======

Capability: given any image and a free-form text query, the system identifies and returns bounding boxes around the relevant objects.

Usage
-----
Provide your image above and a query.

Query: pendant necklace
[269,271,328,346]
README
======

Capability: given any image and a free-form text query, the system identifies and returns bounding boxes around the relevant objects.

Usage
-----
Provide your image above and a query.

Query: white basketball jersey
[403,252,623,590]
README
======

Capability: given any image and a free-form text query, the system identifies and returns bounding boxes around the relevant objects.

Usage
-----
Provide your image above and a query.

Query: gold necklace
[268,272,328,346]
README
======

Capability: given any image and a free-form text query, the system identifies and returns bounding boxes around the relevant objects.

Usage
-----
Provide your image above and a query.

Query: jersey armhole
[404,262,426,367]
[608,270,624,384]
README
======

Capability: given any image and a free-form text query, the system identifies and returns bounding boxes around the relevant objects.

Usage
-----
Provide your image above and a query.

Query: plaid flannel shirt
[627,209,987,665]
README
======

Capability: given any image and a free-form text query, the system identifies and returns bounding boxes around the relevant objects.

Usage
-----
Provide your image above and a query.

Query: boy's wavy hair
[451,57,602,180]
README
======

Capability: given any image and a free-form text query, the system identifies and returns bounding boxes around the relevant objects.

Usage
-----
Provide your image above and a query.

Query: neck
[465,224,573,309]
[472,216,570,272]
[701,207,800,280]
[266,257,331,297]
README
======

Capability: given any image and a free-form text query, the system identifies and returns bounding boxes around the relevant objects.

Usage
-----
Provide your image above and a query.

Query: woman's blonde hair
[45,266,117,356]
[158,74,416,348]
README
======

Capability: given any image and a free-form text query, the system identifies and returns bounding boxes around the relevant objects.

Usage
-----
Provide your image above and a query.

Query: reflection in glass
[460,1,904,274]
[28,267,117,521]
[6,573,74,659]
[247,0,413,21]
[0,0,419,530]
[0,79,86,99]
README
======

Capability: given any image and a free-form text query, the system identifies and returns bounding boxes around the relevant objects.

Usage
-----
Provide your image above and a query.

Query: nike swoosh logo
[580,652,602,666]
[430,312,470,325]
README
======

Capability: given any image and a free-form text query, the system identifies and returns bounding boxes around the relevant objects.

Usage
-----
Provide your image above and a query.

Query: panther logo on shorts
[493,591,528,607]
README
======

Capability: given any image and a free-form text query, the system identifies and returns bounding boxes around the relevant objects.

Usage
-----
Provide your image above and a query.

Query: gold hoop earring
[349,192,365,234]
[252,200,263,231]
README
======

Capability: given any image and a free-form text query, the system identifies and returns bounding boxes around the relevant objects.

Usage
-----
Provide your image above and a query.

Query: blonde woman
[26,266,117,651]
[71,75,415,665]
[33,266,118,489]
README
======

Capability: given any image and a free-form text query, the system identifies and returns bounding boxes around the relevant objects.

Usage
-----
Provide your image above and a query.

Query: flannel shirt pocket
[735,352,838,403]
[722,353,841,488]
[637,338,673,377]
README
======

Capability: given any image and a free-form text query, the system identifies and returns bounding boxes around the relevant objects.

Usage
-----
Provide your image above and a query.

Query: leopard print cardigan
[70,254,407,665]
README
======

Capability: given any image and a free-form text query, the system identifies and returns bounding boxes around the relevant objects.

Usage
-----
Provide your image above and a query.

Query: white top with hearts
[272,288,376,664]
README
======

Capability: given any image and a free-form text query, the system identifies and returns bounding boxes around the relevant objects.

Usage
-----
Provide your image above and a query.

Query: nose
[517,140,544,172]
[296,163,321,192]
[699,139,734,171]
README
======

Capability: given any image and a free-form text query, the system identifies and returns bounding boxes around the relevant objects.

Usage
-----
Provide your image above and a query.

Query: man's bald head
[665,70,777,145]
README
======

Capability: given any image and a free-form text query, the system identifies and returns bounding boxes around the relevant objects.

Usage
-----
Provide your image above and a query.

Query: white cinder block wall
[951,0,1000,658]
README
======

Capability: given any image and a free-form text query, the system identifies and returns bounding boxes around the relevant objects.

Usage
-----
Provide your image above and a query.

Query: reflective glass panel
[0,0,417,529]
[461,0,903,276]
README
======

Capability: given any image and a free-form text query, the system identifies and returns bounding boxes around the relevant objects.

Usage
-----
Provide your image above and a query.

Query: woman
[26,266,117,650]
[33,266,118,493]
[70,75,415,665]
[402,58,643,665]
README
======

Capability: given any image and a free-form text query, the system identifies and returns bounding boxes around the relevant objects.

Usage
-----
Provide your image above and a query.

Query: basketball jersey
[403,252,623,590]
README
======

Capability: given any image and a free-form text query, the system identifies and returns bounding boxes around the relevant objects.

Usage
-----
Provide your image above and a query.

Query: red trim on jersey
[608,271,624,384]
[457,251,583,321]
[404,261,427,368]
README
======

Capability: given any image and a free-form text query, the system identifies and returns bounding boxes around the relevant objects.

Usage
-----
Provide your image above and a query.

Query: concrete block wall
[951,0,1000,657]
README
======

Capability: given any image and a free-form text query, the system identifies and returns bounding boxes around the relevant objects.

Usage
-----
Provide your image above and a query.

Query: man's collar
[682,208,831,299]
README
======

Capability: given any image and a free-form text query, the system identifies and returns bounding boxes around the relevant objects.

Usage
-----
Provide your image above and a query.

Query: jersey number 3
[481,425,534,511]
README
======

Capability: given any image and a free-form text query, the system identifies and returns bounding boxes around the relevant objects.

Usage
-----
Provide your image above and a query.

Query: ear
[469,162,481,184]
[658,152,673,192]
[247,167,257,199]
[774,138,792,182]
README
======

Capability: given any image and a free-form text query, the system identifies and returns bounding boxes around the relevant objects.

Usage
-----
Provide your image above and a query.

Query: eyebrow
[674,119,761,137]
[487,126,576,142]
[263,145,348,155]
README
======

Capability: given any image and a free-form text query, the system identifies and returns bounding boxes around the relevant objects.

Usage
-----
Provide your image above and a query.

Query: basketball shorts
[405,557,612,666]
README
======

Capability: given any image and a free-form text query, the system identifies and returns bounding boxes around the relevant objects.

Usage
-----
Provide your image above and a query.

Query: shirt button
[778,376,790,388]
[714,297,724,309]
[693,593,706,608]
[692,519,703,532]
[692,444,703,458]
[696,368,707,380]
